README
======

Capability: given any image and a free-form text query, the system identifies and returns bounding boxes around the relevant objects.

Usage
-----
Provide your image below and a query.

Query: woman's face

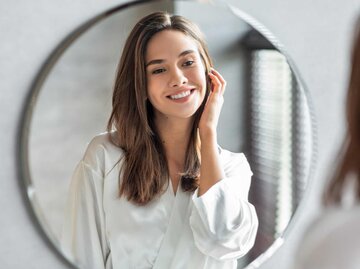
[145,29,207,121]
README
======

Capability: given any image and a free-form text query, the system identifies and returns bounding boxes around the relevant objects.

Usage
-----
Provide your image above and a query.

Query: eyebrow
[145,50,196,67]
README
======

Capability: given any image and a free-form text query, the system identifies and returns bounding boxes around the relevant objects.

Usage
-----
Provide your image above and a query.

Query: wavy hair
[107,12,213,205]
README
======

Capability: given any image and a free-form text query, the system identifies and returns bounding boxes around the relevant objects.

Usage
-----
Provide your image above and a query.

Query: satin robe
[61,133,258,269]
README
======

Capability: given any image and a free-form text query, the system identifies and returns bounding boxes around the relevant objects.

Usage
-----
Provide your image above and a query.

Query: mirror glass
[21,0,315,268]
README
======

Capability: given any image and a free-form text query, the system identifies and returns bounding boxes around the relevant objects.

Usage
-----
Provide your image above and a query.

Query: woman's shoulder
[304,205,360,238]
[296,205,360,268]
[81,131,125,176]
[218,146,250,171]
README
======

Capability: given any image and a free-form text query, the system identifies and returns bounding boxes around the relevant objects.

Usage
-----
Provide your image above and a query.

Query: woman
[61,12,258,269]
[294,17,360,269]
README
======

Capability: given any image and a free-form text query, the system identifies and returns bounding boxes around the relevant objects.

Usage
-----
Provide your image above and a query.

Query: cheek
[147,74,166,90]
[198,69,207,93]
[146,79,165,108]
[146,77,159,98]
[189,66,206,85]
[147,89,158,105]
[146,84,155,105]
[146,93,158,111]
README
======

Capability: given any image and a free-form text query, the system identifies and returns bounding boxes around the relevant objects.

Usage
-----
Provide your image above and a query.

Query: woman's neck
[155,115,193,167]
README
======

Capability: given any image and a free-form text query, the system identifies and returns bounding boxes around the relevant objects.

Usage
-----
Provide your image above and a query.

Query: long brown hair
[107,12,213,205]
[324,18,360,204]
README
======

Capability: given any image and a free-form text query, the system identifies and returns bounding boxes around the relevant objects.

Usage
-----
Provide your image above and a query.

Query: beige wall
[1,0,359,268]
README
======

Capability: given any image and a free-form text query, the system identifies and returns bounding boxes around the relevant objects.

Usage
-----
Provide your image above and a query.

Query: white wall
[1,0,359,268]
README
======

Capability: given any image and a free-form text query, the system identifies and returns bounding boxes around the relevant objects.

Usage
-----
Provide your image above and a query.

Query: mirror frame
[17,0,317,268]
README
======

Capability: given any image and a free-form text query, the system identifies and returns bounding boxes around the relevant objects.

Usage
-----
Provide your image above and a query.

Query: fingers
[199,68,225,134]
[208,68,226,95]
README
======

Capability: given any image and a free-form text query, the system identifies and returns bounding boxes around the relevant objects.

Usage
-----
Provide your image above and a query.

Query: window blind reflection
[247,49,308,262]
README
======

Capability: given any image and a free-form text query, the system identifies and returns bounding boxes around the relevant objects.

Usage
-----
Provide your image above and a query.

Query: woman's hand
[198,68,226,141]
[197,68,226,196]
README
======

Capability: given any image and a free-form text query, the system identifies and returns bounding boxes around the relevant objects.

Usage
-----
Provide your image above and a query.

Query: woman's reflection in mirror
[61,12,258,269]
[294,16,360,269]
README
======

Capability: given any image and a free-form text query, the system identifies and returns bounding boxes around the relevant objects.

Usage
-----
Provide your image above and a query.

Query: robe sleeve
[189,152,258,260]
[60,160,111,269]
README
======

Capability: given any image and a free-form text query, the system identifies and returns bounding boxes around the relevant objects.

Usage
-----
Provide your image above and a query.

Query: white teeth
[170,90,191,100]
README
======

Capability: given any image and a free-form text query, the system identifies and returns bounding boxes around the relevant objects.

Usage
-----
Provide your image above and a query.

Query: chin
[173,113,196,119]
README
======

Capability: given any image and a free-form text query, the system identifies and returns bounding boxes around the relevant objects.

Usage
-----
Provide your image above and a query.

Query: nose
[169,67,188,87]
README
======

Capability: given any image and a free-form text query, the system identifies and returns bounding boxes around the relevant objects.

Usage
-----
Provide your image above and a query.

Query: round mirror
[19,0,316,268]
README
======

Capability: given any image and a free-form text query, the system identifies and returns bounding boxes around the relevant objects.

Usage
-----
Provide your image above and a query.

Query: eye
[152,68,166,74]
[183,60,194,67]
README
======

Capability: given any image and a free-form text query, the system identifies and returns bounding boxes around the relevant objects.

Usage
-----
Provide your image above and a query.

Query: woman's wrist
[198,129,224,196]
[199,126,217,144]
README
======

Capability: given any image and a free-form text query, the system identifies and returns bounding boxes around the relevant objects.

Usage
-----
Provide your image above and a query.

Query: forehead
[145,30,200,60]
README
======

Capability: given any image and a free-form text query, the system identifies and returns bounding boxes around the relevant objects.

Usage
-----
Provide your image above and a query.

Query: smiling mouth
[167,89,195,100]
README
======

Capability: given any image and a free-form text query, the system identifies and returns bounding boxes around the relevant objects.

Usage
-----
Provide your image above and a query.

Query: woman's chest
[102,177,193,267]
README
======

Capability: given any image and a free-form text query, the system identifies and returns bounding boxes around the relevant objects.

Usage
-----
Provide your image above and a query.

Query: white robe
[61,133,258,269]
